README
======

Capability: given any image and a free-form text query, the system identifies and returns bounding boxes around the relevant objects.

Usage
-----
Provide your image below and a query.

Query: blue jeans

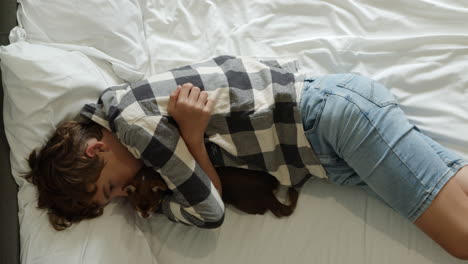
[299,73,468,222]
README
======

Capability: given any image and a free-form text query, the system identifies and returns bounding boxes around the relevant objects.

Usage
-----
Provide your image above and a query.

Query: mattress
[1,0,468,263]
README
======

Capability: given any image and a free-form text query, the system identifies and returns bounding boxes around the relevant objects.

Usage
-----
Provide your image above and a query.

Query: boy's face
[86,129,144,207]
[92,160,136,207]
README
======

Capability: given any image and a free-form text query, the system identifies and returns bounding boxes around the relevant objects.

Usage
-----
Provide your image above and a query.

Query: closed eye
[102,182,113,205]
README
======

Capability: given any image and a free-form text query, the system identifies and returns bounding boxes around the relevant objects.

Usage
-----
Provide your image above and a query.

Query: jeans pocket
[336,73,398,108]
[302,94,327,133]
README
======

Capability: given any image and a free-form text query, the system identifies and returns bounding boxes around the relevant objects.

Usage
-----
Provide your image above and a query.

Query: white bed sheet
[2,0,468,263]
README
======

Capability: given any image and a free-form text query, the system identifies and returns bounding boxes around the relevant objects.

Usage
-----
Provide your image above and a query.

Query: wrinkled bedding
[1,0,467,263]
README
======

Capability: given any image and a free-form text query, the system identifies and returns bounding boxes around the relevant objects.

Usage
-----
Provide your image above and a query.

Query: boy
[25,55,468,259]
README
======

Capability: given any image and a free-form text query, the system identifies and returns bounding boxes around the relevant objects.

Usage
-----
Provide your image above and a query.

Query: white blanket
[1,0,467,263]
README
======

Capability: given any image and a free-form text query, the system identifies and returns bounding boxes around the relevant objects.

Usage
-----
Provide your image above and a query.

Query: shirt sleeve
[121,115,225,228]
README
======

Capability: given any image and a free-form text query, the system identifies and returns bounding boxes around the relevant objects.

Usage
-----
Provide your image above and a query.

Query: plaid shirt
[80,55,326,228]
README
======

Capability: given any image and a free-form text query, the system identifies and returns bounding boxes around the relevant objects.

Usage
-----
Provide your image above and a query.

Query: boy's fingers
[188,86,201,103]
[197,91,208,107]
[178,83,192,102]
[168,85,181,113]
[204,98,214,113]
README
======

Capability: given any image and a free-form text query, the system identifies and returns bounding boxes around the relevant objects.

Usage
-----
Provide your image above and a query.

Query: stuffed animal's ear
[125,185,136,194]
[155,177,168,191]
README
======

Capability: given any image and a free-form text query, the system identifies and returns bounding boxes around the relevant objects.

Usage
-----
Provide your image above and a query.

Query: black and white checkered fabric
[81,55,326,228]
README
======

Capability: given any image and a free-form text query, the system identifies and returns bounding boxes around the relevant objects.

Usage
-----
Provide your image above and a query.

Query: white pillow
[17,0,150,82]
[1,40,121,191]
[0,41,157,264]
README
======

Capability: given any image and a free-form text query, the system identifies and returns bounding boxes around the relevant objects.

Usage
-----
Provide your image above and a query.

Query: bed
[1,0,468,263]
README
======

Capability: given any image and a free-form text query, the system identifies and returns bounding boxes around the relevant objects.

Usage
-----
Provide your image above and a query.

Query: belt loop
[314,76,326,90]
[337,73,355,87]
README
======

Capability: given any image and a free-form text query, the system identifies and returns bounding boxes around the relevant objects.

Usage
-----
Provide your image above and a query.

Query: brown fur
[217,167,299,217]
[126,166,298,219]
[125,167,169,218]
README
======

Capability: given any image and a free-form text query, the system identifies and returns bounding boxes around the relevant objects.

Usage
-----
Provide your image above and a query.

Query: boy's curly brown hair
[24,120,106,231]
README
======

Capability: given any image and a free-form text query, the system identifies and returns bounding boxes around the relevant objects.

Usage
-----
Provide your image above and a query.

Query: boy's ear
[85,139,107,158]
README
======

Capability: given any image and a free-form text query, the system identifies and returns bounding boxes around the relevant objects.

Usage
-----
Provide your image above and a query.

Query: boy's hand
[167,83,214,146]
[167,83,222,196]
